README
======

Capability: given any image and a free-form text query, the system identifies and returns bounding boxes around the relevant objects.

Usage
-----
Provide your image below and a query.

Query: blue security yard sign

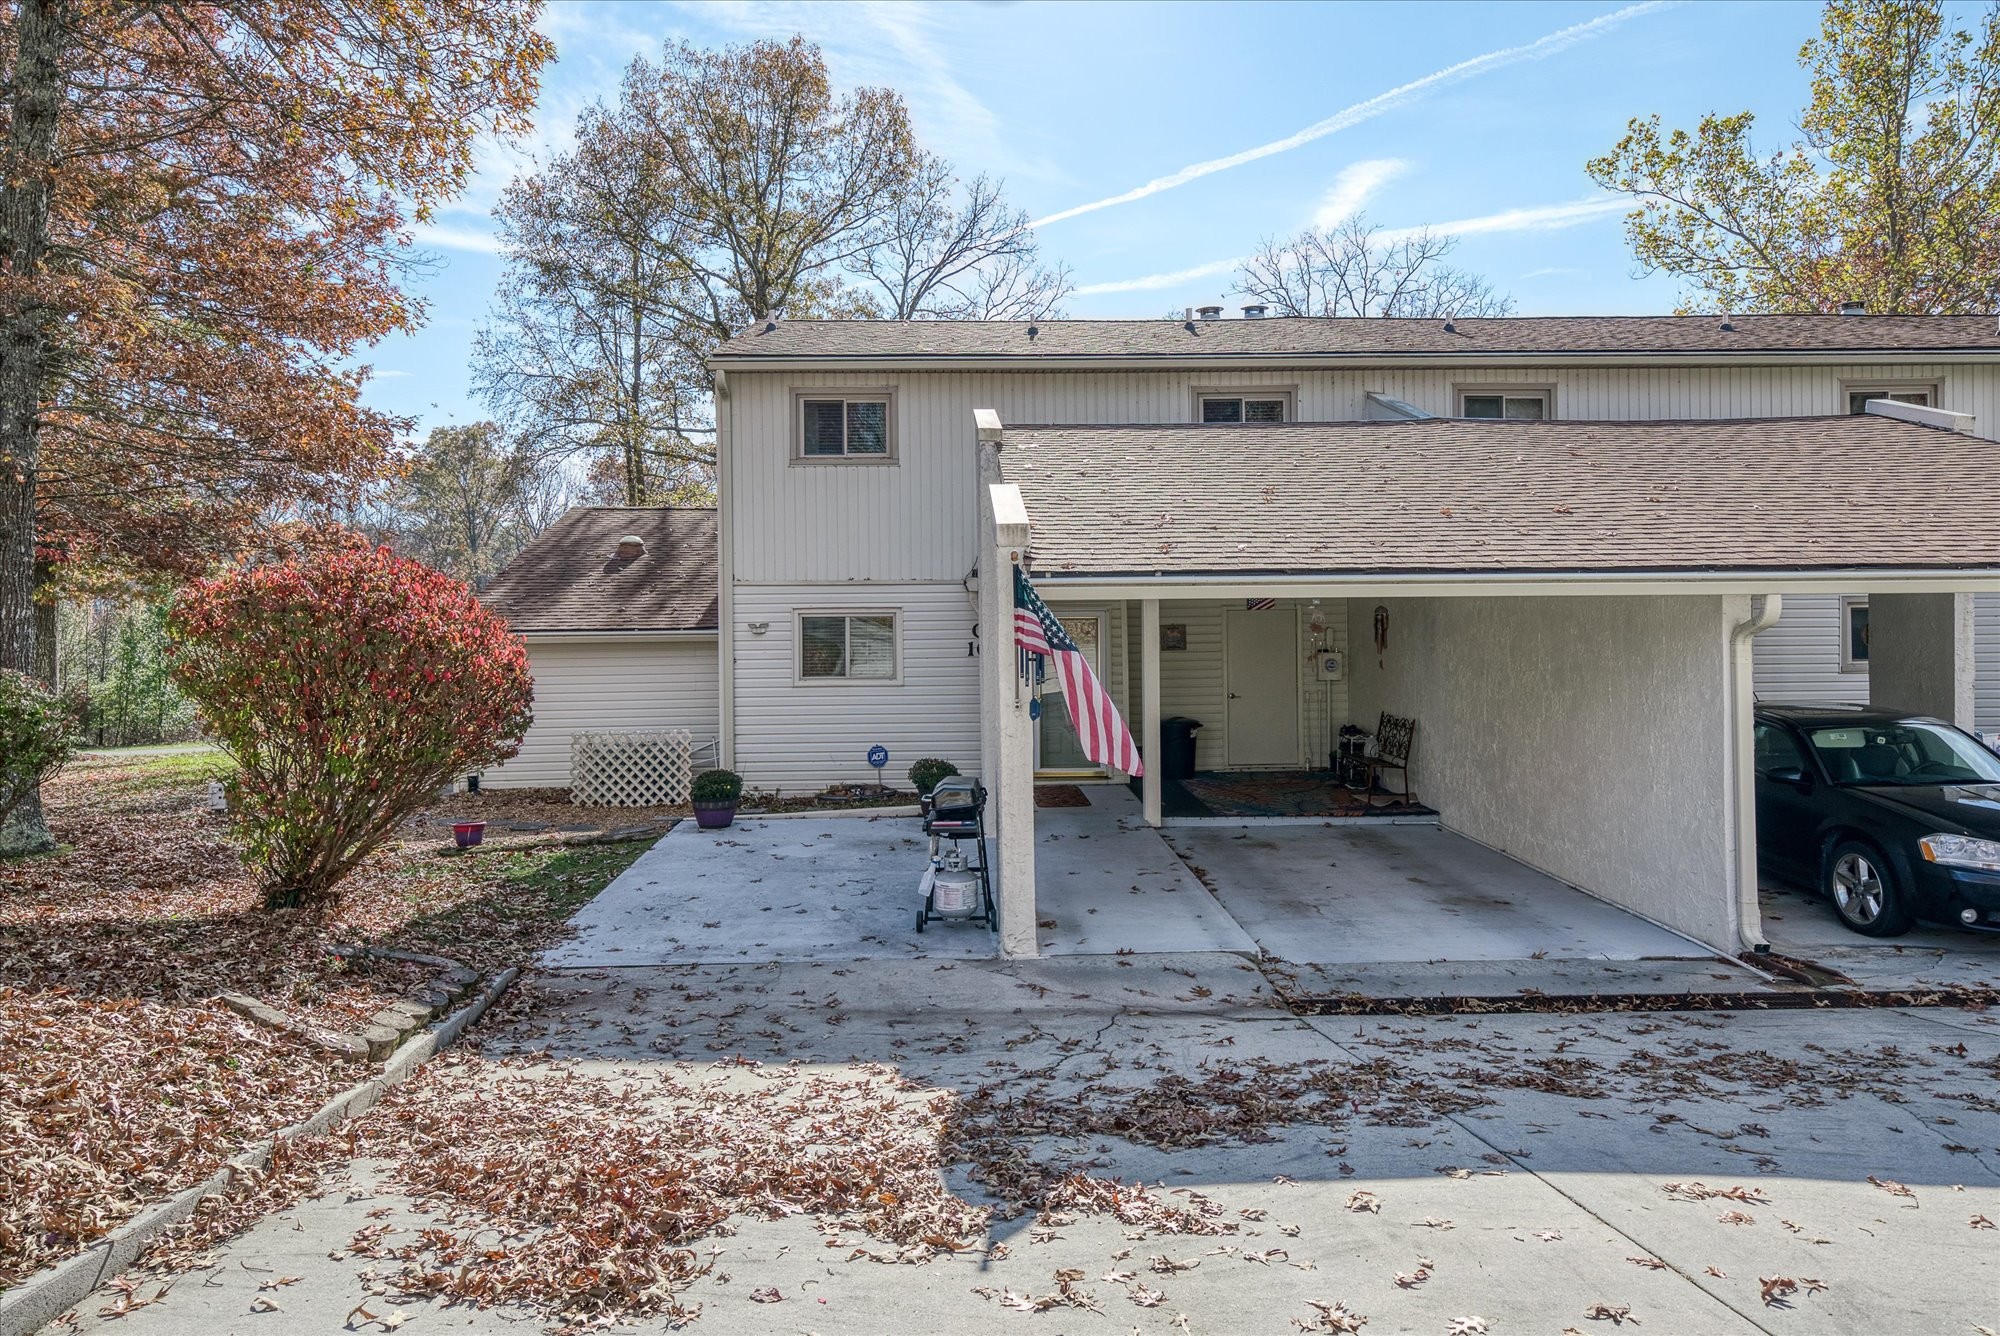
[867,745,890,770]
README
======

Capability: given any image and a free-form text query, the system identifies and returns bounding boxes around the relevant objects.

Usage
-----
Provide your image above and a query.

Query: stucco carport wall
[1345,593,1737,948]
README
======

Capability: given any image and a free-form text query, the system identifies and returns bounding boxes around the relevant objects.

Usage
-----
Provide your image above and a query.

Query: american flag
[1014,565,1144,776]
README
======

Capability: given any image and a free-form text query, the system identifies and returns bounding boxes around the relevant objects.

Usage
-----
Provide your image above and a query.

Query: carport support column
[1142,598,1162,827]
[983,480,1039,958]
[1869,592,1976,730]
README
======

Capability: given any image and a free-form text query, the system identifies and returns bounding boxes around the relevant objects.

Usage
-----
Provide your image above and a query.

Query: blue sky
[364,0,1904,434]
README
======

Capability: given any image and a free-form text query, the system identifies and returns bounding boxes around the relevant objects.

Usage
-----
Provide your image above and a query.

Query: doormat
[1178,770,1431,819]
[1034,785,1091,808]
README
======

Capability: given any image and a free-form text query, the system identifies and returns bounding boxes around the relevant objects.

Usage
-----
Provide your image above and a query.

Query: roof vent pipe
[1240,303,1268,319]
[1839,300,1866,316]
[615,535,645,560]
[1196,304,1223,321]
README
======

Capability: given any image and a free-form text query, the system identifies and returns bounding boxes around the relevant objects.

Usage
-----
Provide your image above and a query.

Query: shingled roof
[999,417,2000,579]
[712,314,2000,363]
[480,507,718,633]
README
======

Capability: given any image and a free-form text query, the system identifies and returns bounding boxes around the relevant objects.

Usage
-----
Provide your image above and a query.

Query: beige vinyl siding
[732,582,979,792]
[483,636,720,789]
[725,363,2000,585]
[1978,594,2000,733]
[1751,595,1867,709]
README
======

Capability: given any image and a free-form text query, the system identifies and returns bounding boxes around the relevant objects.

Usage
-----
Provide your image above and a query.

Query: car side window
[1755,723,1808,777]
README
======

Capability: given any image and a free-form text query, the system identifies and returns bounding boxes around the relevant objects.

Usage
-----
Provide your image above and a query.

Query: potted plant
[691,767,744,829]
[908,757,959,801]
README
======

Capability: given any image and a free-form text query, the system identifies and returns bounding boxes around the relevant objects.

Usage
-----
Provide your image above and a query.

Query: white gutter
[1033,569,2000,600]
[1728,594,1783,954]
[517,629,718,643]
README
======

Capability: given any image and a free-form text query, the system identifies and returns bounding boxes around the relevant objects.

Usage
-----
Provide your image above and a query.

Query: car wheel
[1824,839,1913,937]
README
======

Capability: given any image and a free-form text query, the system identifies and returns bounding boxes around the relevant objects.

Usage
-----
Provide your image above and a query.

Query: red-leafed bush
[167,538,533,908]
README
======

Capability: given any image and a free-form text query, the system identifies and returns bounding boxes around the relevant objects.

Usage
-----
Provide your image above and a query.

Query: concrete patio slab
[1275,955,1782,1001]
[1165,823,1715,965]
[543,792,1255,968]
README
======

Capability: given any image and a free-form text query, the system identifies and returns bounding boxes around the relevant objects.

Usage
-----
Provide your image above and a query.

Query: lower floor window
[799,612,897,681]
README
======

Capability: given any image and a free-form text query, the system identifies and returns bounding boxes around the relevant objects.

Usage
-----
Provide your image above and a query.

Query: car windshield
[1805,721,2000,786]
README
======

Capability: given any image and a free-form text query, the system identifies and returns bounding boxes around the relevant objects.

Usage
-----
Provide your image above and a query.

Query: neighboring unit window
[1847,384,1935,415]
[798,612,898,681]
[1459,390,1549,420]
[1199,394,1289,423]
[1840,597,1870,672]
[798,394,892,458]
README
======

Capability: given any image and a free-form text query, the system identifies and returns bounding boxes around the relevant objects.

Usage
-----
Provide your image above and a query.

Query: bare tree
[846,157,1071,319]
[1237,215,1516,318]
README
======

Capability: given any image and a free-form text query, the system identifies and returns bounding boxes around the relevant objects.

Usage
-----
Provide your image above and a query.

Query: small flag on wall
[1244,597,1278,611]
[1014,565,1144,776]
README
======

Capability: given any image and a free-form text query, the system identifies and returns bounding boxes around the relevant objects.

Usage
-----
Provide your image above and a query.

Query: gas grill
[915,777,995,933]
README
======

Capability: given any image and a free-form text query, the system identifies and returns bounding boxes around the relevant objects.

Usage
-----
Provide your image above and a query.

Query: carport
[974,408,2000,962]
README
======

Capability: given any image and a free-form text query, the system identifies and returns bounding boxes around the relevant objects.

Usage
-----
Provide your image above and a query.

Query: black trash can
[1160,716,1203,781]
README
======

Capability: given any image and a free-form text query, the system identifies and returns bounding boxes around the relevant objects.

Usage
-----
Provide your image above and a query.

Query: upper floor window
[1199,392,1290,423]
[1459,389,1551,420]
[798,611,899,682]
[1846,383,1936,416]
[798,391,894,460]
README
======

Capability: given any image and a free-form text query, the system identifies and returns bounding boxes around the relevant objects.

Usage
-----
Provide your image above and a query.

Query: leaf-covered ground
[0,752,650,1291]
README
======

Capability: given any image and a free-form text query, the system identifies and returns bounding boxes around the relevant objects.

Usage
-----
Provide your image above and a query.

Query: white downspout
[714,368,735,772]
[1728,593,1782,953]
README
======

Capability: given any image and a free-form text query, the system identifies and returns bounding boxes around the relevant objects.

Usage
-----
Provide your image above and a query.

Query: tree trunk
[0,0,69,858]
[31,558,56,684]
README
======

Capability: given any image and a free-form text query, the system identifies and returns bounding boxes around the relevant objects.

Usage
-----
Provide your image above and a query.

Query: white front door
[1224,608,1300,768]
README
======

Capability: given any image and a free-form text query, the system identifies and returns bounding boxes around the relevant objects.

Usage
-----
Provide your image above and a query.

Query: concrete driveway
[59,951,2000,1336]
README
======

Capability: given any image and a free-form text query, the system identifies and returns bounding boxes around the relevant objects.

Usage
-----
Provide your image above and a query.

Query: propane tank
[930,845,979,914]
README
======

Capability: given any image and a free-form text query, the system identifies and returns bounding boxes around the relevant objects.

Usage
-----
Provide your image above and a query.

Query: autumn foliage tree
[1588,0,2000,313]
[166,539,534,909]
[476,37,1068,504]
[0,0,551,852]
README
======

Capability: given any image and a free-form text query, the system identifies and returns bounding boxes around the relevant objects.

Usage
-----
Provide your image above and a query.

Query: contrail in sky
[1028,2,1672,230]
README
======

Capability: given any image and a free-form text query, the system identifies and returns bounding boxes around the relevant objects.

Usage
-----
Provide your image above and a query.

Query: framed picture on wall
[1160,623,1187,651]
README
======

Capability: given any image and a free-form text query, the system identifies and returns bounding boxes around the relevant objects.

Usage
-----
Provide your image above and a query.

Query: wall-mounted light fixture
[747,621,770,636]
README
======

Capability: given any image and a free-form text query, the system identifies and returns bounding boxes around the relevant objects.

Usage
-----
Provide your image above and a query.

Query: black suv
[1754,704,2000,936]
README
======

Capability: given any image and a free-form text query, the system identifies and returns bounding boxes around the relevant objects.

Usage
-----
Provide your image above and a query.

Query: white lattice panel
[570,729,693,806]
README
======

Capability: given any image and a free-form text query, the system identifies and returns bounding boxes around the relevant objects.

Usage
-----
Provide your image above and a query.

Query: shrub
[907,757,959,797]
[0,669,86,835]
[166,539,534,908]
[690,768,743,804]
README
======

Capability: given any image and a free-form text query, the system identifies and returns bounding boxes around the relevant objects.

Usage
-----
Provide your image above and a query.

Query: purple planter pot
[692,799,737,830]
[452,821,486,849]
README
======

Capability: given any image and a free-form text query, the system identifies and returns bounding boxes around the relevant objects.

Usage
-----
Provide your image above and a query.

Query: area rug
[1034,784,1092,808]
[1177,770,1431,819]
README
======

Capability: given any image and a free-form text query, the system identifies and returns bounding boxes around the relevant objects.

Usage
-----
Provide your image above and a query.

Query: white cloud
[1312,159,1411,228]
[413,223,506,255]
[1030,2,1670,229]
[1074,195,1629,298]
[1073,256,1244,297]
[1379,196,1630,242]
[1520,266,1591,280]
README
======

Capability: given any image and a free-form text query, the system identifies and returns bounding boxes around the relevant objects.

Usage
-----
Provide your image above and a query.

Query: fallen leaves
[1293,1298,1368,1332]
[1661,1182,1768,1204]
[1346,1189,1382,1214]
[1867,1175,1917,1203]
[1759,1275,1827,1307]
[1584,1302,1640,1325]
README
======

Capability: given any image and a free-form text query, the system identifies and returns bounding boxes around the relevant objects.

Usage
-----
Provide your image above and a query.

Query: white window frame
[794,609,902,685]
[1455,385,1555,420]
[1839,595,1870,674]
[1841,380,1939,416]
[1195,388,1293,424]
[793,388,897,463]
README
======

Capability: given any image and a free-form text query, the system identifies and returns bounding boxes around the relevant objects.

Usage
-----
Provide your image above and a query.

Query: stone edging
[216,947,481,1063]
[0,966,520,1336]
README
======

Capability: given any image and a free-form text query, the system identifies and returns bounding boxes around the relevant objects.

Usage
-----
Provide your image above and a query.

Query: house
[478,505,719,787]
[486,312,2000,958]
